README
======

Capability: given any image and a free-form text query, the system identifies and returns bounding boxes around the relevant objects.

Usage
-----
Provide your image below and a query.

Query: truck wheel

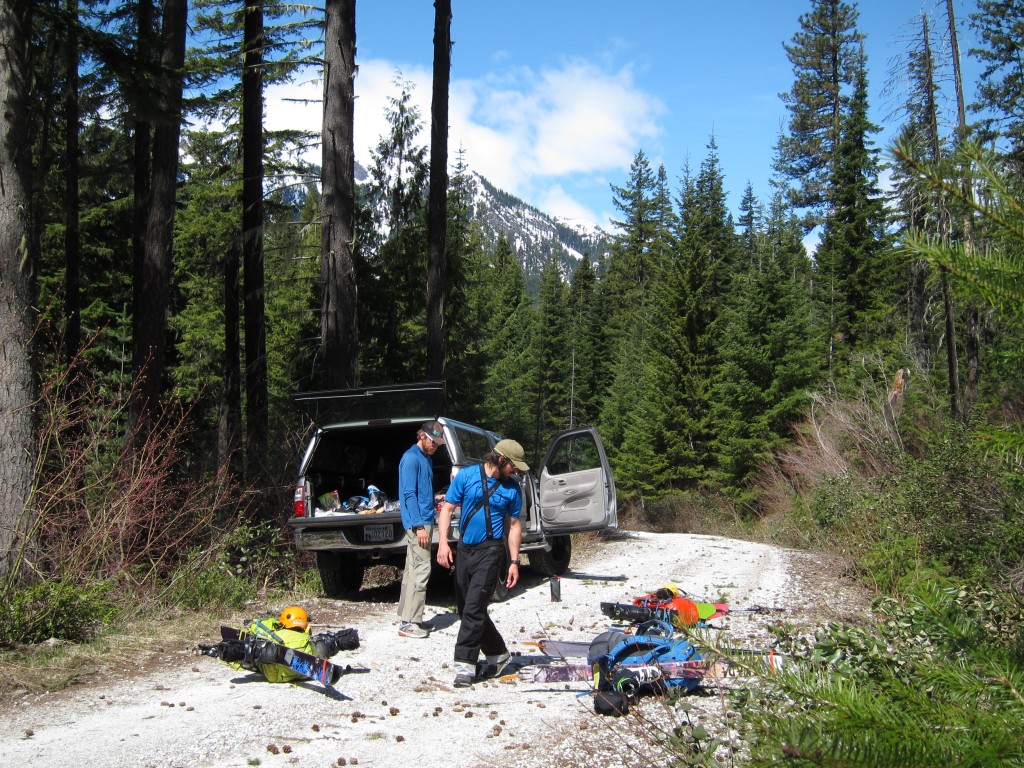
[491,547,510,602]
[529,535,572,576]
[316,552,364,598]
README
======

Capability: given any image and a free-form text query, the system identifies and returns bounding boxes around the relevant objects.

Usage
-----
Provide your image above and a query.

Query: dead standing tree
[426,0,452,386]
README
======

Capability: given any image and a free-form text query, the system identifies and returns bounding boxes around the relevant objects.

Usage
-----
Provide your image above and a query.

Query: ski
[214,625,342,687]
[517,658,726,684]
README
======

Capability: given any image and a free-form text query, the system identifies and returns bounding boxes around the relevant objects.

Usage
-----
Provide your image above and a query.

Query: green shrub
[807,474,862,529]
[158,521,296,611]
[0,579,116,646]
[871,438,1020,584]
[738,584,1024,766]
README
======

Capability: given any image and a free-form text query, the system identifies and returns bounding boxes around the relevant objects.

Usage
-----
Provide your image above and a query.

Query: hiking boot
[453,673,475,688]
[482,652,516,678]
[398,622,429,639]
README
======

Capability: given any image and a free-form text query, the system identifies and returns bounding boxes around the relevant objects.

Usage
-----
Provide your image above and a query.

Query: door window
[546,433,600,475]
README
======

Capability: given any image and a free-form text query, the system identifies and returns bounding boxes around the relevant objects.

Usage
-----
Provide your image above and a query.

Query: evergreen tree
[738,181,764,267]
[813,49,891,375]
[566,255,603,428]
[602,150,659,362]
[598,152,673,488]
[442,152,487,422]
[710,190,819,498]
[670,137,740,485]
[776,0,863,228]
[358,78,430,384]
[970,0,1024,171]
[532,256,571,446]
[477,236,537,448]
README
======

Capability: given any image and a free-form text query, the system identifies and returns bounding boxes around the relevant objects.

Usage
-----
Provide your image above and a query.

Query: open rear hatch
[294,380,446,426]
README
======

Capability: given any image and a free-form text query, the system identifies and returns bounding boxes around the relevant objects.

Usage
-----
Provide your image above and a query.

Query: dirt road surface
[0,532,870,767]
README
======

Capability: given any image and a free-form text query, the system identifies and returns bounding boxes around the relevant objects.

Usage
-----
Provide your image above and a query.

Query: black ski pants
[453,540,507,666]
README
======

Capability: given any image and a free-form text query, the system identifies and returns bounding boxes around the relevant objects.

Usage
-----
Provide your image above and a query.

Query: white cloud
[264,55,663,228]
[536,184,602,225]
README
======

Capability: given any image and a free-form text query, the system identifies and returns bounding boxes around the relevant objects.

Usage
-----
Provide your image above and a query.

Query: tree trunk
[426,0,451,385]
[0,0,36,582]
[221,236,243,487]
[132,0,153,377]
[242,0,269,497]
[320,0,358,390]
[947,0,979,422]
[923,14,961,421]
[64,0,81,368]
[131,0,187,432]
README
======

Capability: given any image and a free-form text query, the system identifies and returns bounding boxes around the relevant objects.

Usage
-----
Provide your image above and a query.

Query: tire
[529,535,572,576]
[491,546,510,602]
[316,551,364,598]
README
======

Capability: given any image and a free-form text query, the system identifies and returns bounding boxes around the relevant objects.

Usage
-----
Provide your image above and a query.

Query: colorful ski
[517,659,726,684]
[218,625,342,687]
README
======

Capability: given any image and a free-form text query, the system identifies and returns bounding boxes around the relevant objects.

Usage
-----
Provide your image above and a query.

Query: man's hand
[506,562,519,589]
[417,527,431,549]
[436,542,453,568]
[436,501,455,567]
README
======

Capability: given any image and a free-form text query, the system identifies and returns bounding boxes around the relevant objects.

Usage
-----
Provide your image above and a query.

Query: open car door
[537,427,617,533]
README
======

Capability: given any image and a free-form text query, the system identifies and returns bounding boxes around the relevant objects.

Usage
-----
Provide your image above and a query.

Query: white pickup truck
[288,382,618,598]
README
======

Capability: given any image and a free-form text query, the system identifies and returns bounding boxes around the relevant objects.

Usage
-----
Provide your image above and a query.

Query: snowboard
[525,639,591,658]
[219,625,342,687]
[517,658,726,684]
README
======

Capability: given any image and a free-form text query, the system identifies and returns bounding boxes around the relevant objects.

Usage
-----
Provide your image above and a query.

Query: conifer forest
[2,0,1024,709]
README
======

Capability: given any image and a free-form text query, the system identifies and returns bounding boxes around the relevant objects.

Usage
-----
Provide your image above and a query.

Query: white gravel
[0,532,871,768]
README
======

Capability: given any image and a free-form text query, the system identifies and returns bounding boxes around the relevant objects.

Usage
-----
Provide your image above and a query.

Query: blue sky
[266,1,985,231]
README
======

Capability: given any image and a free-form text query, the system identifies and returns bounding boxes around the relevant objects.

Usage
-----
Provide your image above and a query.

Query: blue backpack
[588,620,703,701]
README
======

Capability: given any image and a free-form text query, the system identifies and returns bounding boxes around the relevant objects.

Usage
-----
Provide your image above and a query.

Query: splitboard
[524,639,591,658]
[517,659,727,684]
[218,625,342,687]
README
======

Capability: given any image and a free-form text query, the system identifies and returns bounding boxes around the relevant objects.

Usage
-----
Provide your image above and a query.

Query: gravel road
[0,532,870,768]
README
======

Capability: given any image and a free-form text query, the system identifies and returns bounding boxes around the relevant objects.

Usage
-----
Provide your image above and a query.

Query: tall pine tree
[776,0,863,229]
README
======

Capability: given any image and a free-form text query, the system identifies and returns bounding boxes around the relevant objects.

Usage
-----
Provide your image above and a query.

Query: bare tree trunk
[923,14,961,421]
[242,0,269,498]
[0,0,36,582]
[320,0,358,389]
[426,0,451,385]
[131,0,187,432]
[947,0,979,422]
[64,0,81,368]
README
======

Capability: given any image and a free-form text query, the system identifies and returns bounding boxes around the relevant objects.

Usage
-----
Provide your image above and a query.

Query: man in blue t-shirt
[436,439,529,687]
[396,420,446,638]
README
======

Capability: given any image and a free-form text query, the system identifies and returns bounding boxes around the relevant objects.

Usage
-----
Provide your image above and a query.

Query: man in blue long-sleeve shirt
[396,420,446,638]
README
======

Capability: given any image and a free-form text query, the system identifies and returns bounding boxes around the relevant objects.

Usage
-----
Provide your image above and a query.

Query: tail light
[293,484,307,517]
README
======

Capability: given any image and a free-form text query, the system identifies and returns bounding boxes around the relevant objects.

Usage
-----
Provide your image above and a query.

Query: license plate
[364,524,393,543]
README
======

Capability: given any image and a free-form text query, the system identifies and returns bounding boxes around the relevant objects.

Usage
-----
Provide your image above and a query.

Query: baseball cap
[494,439,529,471]
[420,420,446,445]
